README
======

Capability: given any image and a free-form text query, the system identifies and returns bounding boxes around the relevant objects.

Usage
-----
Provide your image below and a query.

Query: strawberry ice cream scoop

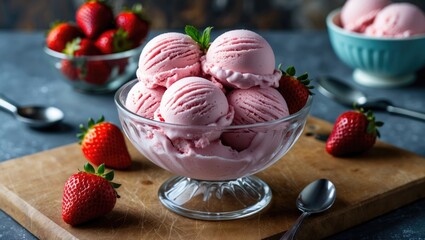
[341,0,390,33]
[159,76,233,125]
[202,29,281,89]
[365,3,425,37]
[228,87,289,124]
[136,32,203,88]
[125,81,165,119]
[222,87,289,151]
[156,77,234,146]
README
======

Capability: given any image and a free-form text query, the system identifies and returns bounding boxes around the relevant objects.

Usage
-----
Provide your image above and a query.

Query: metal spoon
[0,94,64,128]
[281,179,336,240]
[317,76,425,121]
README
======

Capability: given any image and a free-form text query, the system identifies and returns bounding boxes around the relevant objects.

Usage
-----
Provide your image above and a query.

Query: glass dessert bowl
[44,45,142,93]
[115,79,313,220]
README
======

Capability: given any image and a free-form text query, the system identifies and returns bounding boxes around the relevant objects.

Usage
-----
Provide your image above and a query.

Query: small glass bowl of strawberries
[44,1,149,93]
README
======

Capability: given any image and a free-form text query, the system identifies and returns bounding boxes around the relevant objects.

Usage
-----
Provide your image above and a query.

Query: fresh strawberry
[326,108,384,157]
[80,60,112,84]
[95,28,133,54]
[115,4,150,47]
[62,38,111,84]
[76,0,114,39]
[62,163,121,226]
[60,60,79,80]
[95,28,131,75]
[63,37,101,56]
[278,66,314,114]
[77,116,132,169]
[46,22,83,52]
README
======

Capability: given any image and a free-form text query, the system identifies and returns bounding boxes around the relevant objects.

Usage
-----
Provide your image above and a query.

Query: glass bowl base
[353,69,415,88]
[158,175,272,221]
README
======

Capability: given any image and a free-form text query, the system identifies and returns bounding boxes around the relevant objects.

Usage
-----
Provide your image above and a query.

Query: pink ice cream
[202,29,282,89]
[136,32,203,88]
[119,28,311,181]
[158,76,233,125]
[341,0,390,33]
[227,87,289,124]
[134,124,295,180]
[155,76,234,146]
[125,81,165,119]
[365,3,425,37]
[222,87,289,151]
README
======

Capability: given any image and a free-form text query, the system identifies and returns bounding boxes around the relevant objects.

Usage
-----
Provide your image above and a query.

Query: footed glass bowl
[115,79,313,220]
[44,45,142,93]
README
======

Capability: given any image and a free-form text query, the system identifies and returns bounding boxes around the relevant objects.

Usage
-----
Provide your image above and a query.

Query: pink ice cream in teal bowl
[114,28,313,221]
[327,1,425,88]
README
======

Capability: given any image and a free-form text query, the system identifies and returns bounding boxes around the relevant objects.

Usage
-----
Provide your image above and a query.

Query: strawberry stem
[113,28,132,52]
[63,37,82,55]
[104,171,114,181]
[285,66,296,76]
[97,164,105,174]
[354,106,384,138]
[132,3,143,12]
[279,65,315,95]
[81,162,121,193]
[297,73,308,80]
[77,116,105,144]
[120,3,149,23]
[84,162,96,173]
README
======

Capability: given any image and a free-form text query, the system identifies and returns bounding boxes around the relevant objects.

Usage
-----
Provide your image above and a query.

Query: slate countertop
[0,30,424,239]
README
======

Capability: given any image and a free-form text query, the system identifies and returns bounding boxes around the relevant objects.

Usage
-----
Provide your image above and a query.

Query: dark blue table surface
[1,30,425,239]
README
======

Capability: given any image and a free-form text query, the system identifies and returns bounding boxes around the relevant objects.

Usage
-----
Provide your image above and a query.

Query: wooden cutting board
[1,117,425,240]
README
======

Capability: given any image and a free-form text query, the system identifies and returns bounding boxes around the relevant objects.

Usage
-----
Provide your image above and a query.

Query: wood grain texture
[1,117,425,240]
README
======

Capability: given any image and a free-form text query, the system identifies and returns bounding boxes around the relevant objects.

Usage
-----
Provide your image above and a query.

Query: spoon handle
[387,105,425,121]
[280,212,311,240]
[0,94,18,114]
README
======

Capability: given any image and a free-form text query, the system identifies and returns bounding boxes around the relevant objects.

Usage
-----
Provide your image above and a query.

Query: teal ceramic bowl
[327,9,425,87]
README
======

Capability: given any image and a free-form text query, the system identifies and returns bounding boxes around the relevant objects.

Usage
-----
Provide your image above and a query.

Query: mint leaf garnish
[185,25,200,42]
[200,26,213,50]
[185,25,213,52]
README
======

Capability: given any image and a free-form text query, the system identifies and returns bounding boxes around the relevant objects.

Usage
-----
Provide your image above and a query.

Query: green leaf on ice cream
[185,25,213,52]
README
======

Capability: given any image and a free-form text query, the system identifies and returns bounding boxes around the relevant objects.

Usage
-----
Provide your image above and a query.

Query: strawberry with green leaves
[278,66,314,114]
[94,28,132,74]
[95,28,132,54]
[76,0,115,39]
[326,107,384,157]
[78,116,132,170]
[62,38,111,84]
[61,37,100,80]
[63,37,101,56]
[115,4,150,47]
[62,163,120,226]
[46,22,83,52]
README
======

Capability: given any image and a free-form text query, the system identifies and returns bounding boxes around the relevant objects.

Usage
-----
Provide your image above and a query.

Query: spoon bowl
[297,179,336,213]
[16,106,64,128]
[316,76,425,121]
[316,76,367,107]
[281,179,336,240]
[0,94,64,128]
